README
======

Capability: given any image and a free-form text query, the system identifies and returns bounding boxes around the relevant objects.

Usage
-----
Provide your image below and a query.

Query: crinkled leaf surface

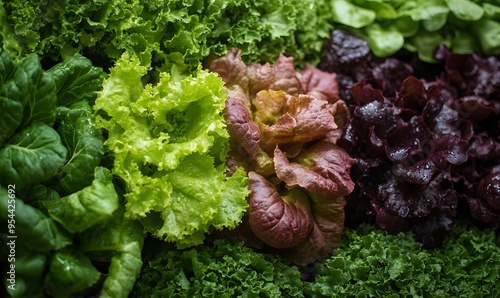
[94,53,248,248]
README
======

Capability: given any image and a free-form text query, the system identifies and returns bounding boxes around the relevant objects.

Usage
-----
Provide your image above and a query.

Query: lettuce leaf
[95,52,249,248]
[208,49,355,265]
[305,222,500,297]
[0,0,333,70]
[49,53,107,107]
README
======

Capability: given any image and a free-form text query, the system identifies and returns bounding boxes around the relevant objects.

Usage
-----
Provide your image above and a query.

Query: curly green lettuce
[0,0,332,70]
[94,52,249,248]
[305,222,500,297]
[133,238,304,298]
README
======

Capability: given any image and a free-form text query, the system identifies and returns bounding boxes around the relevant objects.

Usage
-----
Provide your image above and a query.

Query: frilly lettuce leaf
[209,49,354,265]
[133,238,304,297]
[94,52,249,248]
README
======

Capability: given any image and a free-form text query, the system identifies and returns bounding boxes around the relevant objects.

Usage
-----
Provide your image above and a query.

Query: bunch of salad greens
[305,221,500,297]
[0,0,332,70]
[328,0,500,62]
[0,49,144,297]
[94,52,249,249]
[132,220,499,297]
[1,1,500,297]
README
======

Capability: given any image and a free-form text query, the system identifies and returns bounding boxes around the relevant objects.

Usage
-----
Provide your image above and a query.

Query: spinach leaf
[42,167,119,233]
[3,244,48,298]
[0,188,72,252]
[49,53,107,107]
[44,250,102,298]
[79,204,144,298]
[0,51,57,144]
[56,100,105,195]
[0,122,68,190]
[0,53,56,129]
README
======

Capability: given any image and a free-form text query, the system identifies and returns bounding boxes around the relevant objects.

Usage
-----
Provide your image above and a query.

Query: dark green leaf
[0,122,68,190]
[56,100,105,195]
[0,54,57,129]
[42,167,119,233]
[0,188,72,252]
[44,250,101,298]
[79,205,144,298]
[49,53,107,107]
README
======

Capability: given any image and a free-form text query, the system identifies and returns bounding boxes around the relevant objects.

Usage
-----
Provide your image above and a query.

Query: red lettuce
[207,48,355,265]
[320,30,500,246]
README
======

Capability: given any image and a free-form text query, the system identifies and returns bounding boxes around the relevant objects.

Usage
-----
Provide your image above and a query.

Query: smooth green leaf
[42,167,119,233]
[0,122,68,190]
[0,51,56,143]
[451,30,478,54]
[409,30,450,63]
[44,250,101,298]
[56,100,105,195]
[4,244,48,298]
[445,0,483,21]
[0,53,57,128]
[408,0,449,21]
[392,15,420,37]
[79,205,144,298]
[49,53,107,107]
[473,19,500,55]
[422,11,448,31]
[331,0,377,28]
[356,0,399,19]
[365,23,405,57]
[0,188,72,252]
[483,3,500,20]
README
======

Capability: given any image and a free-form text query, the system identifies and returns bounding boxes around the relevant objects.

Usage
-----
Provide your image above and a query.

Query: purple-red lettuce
[206,48,355,265]
[320,29,500,247]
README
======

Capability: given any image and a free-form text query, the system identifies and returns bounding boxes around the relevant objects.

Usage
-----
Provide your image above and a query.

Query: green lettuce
[0,49,68,191]
[305,223,500,297]
[95,52,249,248]
[0,0,332,70]
[0,122,68,191]
[133,239,304,297]
[49,53,108,107]
[0,49,140,298]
